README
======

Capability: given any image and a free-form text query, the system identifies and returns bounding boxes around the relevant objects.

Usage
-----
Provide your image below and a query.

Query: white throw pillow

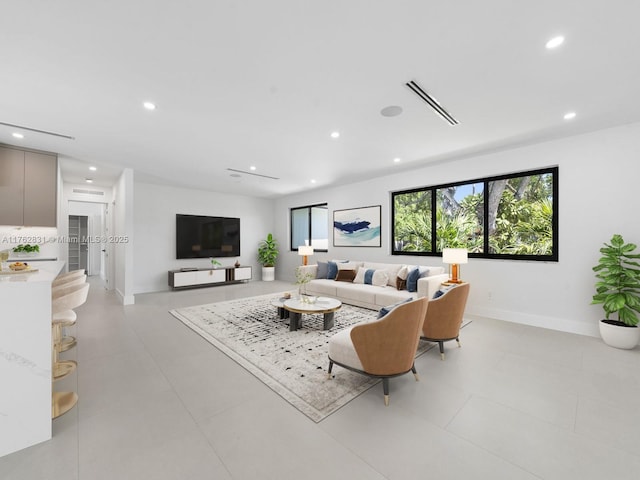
[372,270,388,287]
[397,265,408,280]
[353,267,366,284]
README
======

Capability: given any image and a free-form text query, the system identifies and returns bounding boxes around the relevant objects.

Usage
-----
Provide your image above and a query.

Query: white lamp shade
[298,245,314,256]
[442,248,468,264]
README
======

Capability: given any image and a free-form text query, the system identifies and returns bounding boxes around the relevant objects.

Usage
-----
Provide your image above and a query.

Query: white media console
[168,266,252,289]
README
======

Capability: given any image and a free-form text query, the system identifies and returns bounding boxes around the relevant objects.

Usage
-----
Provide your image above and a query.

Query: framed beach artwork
[333,205,381,247]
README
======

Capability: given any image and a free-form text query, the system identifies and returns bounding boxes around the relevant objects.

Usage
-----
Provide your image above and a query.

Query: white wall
[274,122,640,337]
[133,182,276,294]
[113,169,135,305]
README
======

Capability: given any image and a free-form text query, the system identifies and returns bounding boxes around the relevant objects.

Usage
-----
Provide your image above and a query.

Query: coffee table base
[289,311,335,331]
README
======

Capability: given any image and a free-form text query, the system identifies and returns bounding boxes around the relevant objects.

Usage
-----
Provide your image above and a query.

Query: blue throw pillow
[432,289,445,299]
[433,284,456,299]
[327,261,338,280]
[316,261,328,279]
[377,297,414,319]
[364,269,375,285]
[406,267,420,292]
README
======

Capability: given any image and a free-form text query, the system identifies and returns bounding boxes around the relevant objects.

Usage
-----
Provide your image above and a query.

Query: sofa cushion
[316,261,328,279]
[327,261,339,280]
[335,269,356,282]
[362,269,388,287]
[363,262,402,287]
[338,261,363,271]
[335,283,377,304]
[375,289,414,307]
[407,267,421,292]
[396,265,408,290]
[305,279,338,297]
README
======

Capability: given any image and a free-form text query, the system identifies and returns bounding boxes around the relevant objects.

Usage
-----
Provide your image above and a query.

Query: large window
[392,167,558,261]
[290,204,329,251]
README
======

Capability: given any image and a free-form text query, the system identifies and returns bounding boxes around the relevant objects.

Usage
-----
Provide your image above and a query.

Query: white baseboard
[467,306,600,338]
[115,288,135,305]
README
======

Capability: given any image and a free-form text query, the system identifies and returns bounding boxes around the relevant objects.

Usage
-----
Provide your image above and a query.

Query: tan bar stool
[51,282,89,390]
[52,282,90,419]
[52,276,87,353]
[52,269,85,287]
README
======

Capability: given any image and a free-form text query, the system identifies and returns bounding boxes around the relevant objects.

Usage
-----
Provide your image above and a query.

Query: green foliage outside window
[392,168,557,260]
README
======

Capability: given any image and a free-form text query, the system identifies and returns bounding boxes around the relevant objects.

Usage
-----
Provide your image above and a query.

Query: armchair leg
[411,364,419,381]
[439,341,445,361]
[456,337,461,348]
[327,360,333,380]
[382,378,390,406]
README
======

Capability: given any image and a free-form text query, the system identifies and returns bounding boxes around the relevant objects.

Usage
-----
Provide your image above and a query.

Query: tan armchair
[327,297,428,405]
[421,283,470,360]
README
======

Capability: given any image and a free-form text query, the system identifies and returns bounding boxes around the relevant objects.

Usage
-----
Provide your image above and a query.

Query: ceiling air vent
[72,188,104,195]
[405,80,459,126]
[0,121,75,139]
[226,168,279,180]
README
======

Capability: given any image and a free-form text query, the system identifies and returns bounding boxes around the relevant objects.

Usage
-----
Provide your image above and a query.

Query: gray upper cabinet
[0,145,57,227]
[0,146,25,226]
[24,151,57,227]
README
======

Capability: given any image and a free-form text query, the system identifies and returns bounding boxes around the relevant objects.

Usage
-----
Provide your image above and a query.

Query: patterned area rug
[169,293,435,422]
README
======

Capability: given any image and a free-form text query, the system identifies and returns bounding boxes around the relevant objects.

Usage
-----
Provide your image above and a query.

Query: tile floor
[1,278,639,479]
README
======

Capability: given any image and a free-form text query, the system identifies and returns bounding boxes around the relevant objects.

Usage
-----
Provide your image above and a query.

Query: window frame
[391,166,558,261]
[290,203,329,252]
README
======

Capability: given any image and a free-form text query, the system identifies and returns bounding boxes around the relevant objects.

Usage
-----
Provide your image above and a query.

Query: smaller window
[290,204,328,251]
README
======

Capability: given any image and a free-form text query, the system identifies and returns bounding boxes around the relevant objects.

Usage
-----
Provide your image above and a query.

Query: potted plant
[592,234,640,349]
[13,244,40,257]
[295,267,314,301]
[258,233,278,281]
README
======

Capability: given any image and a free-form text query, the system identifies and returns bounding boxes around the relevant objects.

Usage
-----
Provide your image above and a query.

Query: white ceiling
[2,1,639,197]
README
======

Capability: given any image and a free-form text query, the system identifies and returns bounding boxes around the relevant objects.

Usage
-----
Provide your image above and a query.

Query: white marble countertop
[0,260,64,284]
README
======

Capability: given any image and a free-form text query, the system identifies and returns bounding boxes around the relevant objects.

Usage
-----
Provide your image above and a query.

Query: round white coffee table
[270,297,291,319]
[283,297,342,331]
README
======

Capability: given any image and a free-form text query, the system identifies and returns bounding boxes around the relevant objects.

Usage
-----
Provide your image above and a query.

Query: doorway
[68,201,109,287]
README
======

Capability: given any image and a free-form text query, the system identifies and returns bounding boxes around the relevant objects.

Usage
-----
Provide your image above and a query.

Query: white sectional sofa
[298,260,449,310]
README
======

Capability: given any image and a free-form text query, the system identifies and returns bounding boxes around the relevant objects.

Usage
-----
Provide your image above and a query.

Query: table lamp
[298,245,314,266]
[442,248,468,283]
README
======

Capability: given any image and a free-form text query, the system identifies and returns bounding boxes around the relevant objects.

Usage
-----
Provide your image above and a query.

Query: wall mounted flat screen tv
[176,214,241,259]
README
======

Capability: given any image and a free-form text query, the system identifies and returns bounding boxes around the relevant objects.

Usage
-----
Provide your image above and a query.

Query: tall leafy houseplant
[258,233,278,267]
[258,233,278,282]
[592,234,640,349]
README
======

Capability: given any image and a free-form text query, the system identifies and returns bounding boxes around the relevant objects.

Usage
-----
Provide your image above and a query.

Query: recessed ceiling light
[563,111,577,120]
[381,106,403,117]
[393,157,401,163]
[250,166,256,171]
[12,132,24,139]
[85,178,93,183]
[330,131,340,139]
[311,179,317,184]
[143,102,156,110]
[89,166,97,171]
[546,35,565,50]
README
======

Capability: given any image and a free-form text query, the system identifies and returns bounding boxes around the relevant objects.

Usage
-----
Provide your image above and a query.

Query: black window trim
[290,203,329,253]
[391,166,559,261]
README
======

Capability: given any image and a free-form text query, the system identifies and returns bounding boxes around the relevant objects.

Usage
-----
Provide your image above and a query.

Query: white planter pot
[599,320,640,349]
[262,266,275,282]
